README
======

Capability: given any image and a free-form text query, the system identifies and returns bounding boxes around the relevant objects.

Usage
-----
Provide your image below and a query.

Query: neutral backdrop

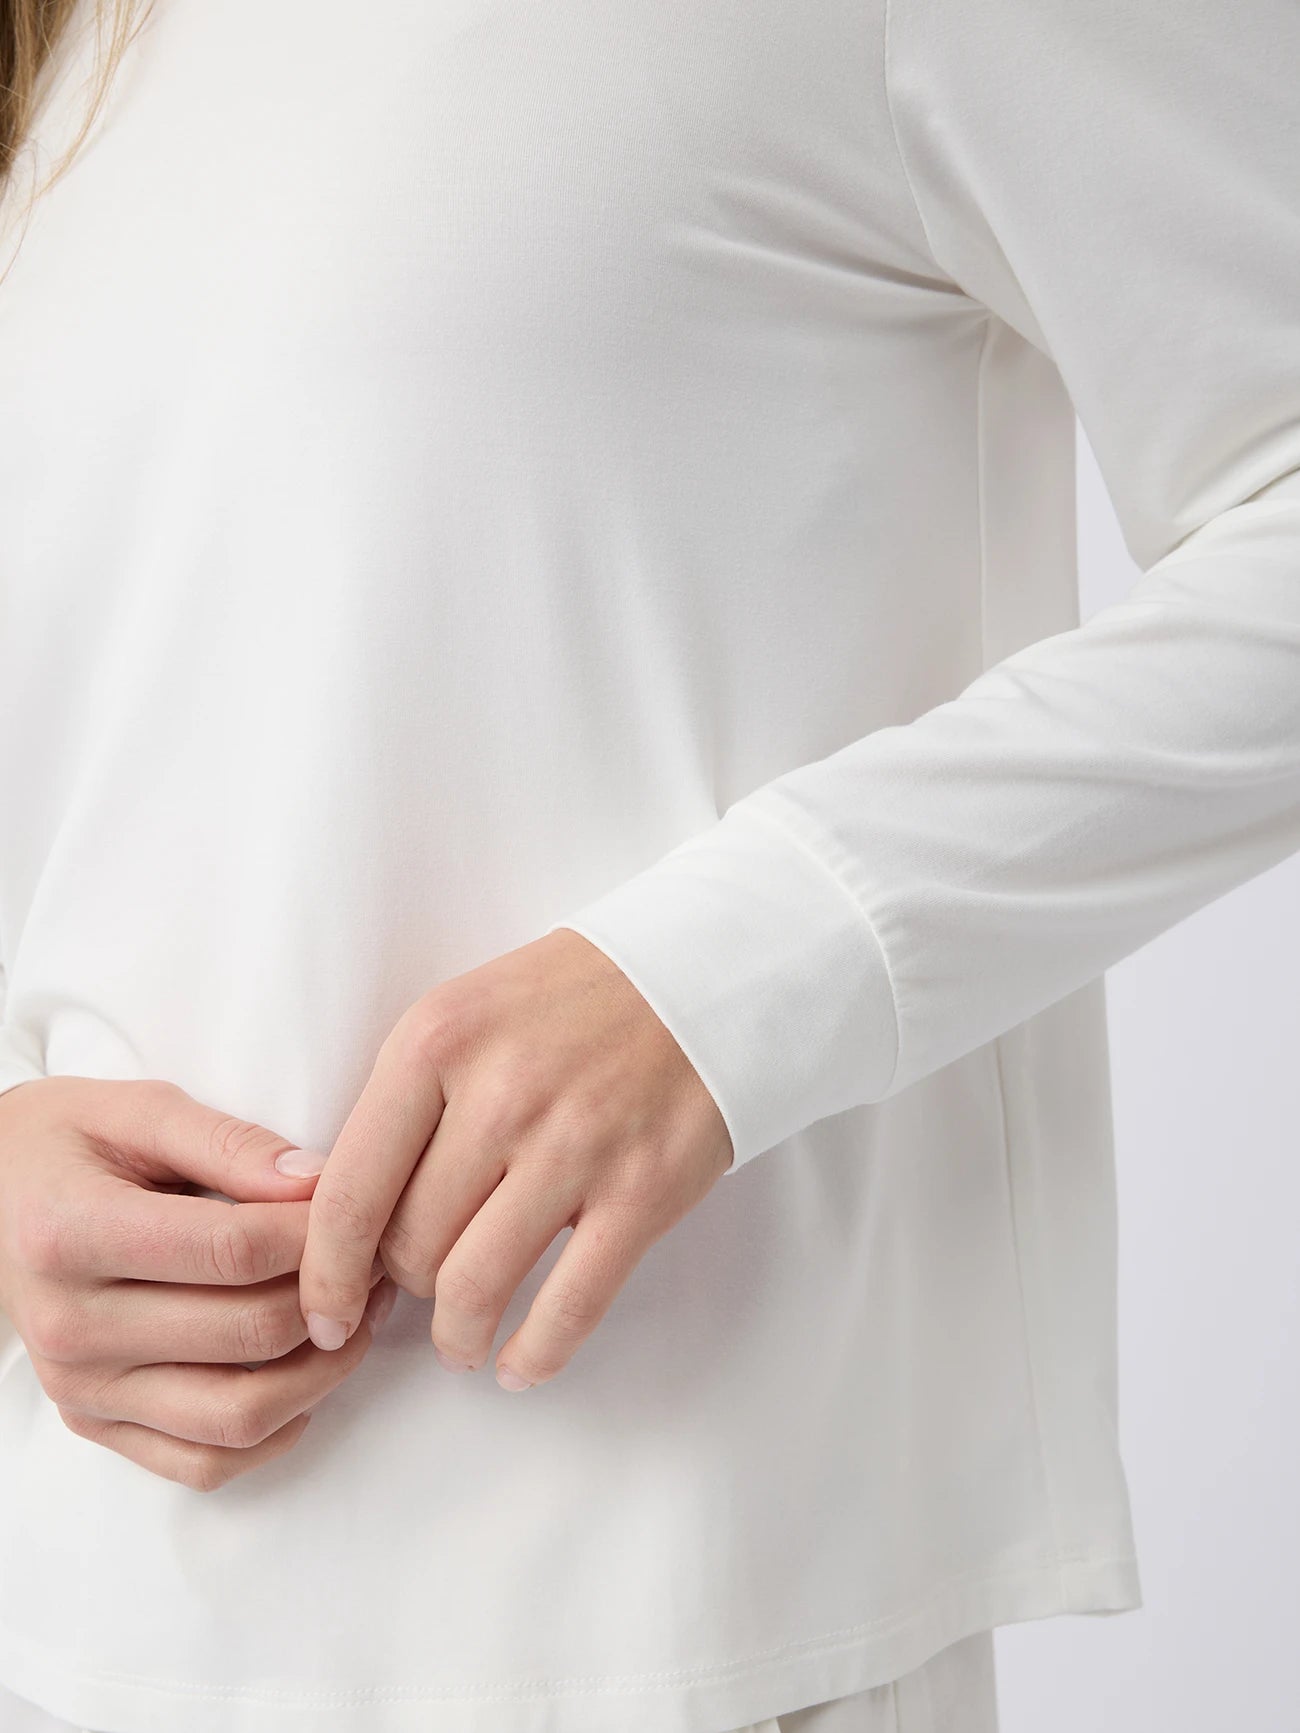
[1,431,1296,1730]
[995,434,1300,1730]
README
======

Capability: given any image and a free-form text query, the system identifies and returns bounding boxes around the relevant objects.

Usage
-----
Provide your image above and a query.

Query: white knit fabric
[1,0,1296,1730]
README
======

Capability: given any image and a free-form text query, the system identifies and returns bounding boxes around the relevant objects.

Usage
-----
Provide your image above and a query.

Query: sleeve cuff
[545,795,900,1174]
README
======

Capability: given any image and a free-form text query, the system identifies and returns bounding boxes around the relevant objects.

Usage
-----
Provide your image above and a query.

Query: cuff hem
[545,797,900,1173]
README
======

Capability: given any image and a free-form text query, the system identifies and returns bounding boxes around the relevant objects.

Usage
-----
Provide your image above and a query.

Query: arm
[544,0,1300,1173]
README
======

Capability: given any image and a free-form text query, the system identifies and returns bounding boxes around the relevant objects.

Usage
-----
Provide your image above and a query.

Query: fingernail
[365,1282,397,1331]
[434,1346,471,1374]
[275,1147,328,1177]
[306,1312,349,1351]
[496,1365,531,1391]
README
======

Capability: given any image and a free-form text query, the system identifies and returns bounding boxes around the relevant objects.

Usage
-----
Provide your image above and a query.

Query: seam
[975,309,1067,1602]
[990,1039,1068,1607]
[0,1551,1140,1707]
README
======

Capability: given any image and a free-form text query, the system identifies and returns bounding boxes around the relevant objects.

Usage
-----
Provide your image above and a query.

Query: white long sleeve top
[1,1,1297,1730]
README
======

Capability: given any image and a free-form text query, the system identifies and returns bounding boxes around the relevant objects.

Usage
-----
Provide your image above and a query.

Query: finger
[298,1021,446,1351]
[378,1089,512,1298]
[82,1078,330,1202]
[426,1169,577,1374]
[62,1165,314,1285]
[35,1261,387,1368]
[57,1281,397,1448]
[56,1405,316,1493]
[492,1205,654,1391]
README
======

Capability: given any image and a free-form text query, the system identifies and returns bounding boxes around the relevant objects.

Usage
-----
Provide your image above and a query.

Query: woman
[0,1,1296,1730]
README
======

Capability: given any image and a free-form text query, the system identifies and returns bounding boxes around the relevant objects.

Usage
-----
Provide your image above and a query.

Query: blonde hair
[2,0,147,204]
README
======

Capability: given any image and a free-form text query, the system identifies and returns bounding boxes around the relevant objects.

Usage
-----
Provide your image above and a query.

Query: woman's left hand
[296,929,734,1389]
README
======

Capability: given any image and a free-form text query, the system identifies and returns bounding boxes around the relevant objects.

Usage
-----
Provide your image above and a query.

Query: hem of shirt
[0,1549,1141,1733]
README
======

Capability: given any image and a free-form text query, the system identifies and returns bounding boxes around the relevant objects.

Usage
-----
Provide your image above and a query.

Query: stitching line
[975,312,1068,1601]
[0,1552,1139,1707]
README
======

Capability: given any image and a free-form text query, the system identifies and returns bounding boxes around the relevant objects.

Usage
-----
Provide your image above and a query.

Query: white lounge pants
[0,1630,999,1733]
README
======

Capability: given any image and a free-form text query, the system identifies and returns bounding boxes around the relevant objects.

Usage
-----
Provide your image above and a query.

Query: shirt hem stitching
[0,1550,1140,1708]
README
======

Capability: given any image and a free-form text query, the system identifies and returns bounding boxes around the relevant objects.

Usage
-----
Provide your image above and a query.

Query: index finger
[296,1025,445,1350]
[69,1169,312,1285]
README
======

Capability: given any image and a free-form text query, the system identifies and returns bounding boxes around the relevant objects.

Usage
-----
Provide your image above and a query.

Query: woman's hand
[0,1076,396,1491]
[297,928,734,1390]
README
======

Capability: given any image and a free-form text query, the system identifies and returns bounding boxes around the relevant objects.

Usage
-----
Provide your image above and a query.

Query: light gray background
[996,435,1300,1730]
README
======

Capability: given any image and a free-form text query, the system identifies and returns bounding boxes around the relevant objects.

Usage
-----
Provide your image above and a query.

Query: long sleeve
[545,0,1300,1174]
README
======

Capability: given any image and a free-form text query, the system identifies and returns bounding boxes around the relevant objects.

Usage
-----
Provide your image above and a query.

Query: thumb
[100,1080,329,1204]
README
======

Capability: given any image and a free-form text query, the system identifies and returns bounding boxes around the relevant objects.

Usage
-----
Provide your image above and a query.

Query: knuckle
[312,1176,376,1248]
[34,1358,89,1406]
[205,1112,272,1170]
[234,1299,298,1364]
[208,1212,270,1286]
[25,1295,88,1364]
[138,1077,184,1110]
[182,1449,233,1494]
[206,1394,269,1451]
[396,999,465,1071]
[56,1403,102,1441]
[225,1407,268,1448]
[434,1261,498,1322]
[378,1220,436,1297]
[540,1278,604,1340]
[13,1204,73,1280]
[128,1078,186,1139]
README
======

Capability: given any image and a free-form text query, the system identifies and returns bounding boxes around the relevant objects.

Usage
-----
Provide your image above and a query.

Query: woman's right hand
[0,1075,394,1492]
